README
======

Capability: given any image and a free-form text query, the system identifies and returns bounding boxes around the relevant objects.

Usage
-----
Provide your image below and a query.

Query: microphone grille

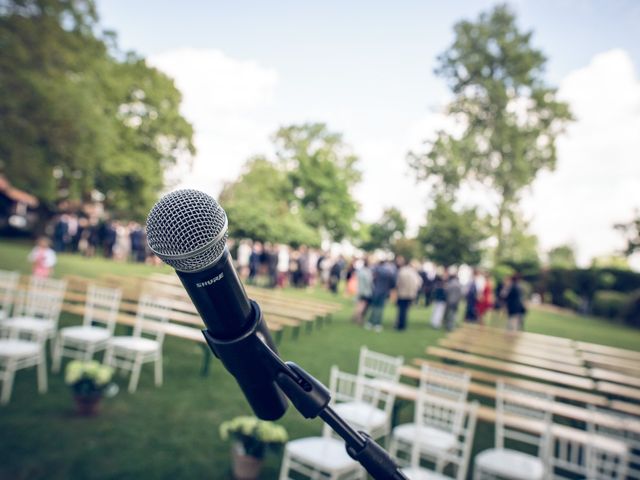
[146,189,229,272]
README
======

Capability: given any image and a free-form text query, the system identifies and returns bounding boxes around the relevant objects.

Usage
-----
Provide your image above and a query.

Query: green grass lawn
[1,240,639,479]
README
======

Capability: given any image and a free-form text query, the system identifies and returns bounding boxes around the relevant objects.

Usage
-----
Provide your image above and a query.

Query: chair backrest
[133,294,170,344]
[83,284,122,333]
[419,363,470,403]
[327,366,395,429]
[409,400,479,480]
[587,406,639,479]
[548,431,628,479]
[0,270,20,319]
[357,346,404,383]
[15,276,67,323]
[495,380,553,454]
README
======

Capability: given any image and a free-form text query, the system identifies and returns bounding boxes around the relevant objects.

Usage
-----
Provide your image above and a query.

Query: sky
[98,1,640,267]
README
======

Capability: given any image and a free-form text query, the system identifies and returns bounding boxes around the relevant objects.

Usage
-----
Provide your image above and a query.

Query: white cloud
[523,49,640,267]
[148,48,279,194]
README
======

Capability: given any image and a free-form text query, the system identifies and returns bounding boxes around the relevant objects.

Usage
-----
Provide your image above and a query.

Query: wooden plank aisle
[426,346,595,390]
[402,362,609,406]
[437,338,588,377]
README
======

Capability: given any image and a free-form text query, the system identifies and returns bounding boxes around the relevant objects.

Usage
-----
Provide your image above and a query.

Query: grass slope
[0,240,638,479]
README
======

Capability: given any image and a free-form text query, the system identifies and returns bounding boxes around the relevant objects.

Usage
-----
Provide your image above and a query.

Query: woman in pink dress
[476,272,494,324]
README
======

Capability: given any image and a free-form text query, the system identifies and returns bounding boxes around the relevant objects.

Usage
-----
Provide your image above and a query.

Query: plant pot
[231,442,264,480]
[74,393,102,416]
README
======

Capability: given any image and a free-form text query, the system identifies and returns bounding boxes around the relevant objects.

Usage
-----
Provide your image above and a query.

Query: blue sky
[98,1,640,266]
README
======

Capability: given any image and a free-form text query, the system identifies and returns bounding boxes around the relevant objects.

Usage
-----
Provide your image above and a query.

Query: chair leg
[37,347,48,393]
[52,334,63,373]
[104,345,114,367]
[1,359,16,405]
[154,354,163,387]
[84,344,94,362]
[278,450,291,480]
[128,354,143,393]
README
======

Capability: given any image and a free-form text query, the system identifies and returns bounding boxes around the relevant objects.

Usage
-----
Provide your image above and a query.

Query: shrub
[622,289,640,327]
[562,290,582,311]
[592,291,629,319]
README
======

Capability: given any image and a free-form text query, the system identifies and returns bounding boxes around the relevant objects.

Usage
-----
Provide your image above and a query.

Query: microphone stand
[202,301,408,480]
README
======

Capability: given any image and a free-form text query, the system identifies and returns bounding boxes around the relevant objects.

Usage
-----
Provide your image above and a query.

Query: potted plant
[65,360,114,415]
[219,415,288,480]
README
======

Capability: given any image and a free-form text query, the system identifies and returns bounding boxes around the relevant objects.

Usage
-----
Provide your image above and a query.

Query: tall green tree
[0,0,194,219]
[360,207,407,252]
[408,4,572,263]
[219,157,320,247]
[274,123,361,241]
[417,196,486,267]
[547,244,577,268]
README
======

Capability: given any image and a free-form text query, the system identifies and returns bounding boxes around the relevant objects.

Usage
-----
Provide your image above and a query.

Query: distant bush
[622,289,640,327]
[592,291,629,319]
[562,290,582,311]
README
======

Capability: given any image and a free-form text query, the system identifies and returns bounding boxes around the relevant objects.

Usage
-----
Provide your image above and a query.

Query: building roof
[0,175,39,208]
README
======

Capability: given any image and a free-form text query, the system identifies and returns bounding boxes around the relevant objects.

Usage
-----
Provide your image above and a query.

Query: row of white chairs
[279,346,632,480]
[0,271,171,404]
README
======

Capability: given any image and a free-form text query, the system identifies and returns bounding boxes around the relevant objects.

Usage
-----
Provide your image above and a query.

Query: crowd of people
[230,239,528,334]
[32,221,528,333]
[49,214,150,262]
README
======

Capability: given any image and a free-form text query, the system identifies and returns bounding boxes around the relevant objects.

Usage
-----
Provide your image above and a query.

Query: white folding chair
[279,366,393,480]
[0,270,20,321]
[0,323,48,404]
[587,405,638,479]
[390,364,470,466]
[278,423,366,480]
[104,294,169,393]
[330,365,396,442]
[52,285,122,372]
[402,400,479,480]
[357,346,404,383]
[548,428,628,479]
[473,381,553,480]
[1,276,67,347]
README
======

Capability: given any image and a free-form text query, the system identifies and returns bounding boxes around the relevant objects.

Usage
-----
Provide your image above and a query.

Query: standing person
[267,244,279,288]
[352,257,372,325]
[395,257,422,331]
[505,273,527,331]
[476,272,494,323]
[248,242,262,285]
[102,220,117,259]
[52,215,68,252]
[430,273,447,328]
[237,240,252,280]
[276,244,290,288]
[28,237,57,278]
[328,256,344,294]
[464,270,479,323]
[366,259,397,332]
[444,269,462,331]
[345,260,357,297]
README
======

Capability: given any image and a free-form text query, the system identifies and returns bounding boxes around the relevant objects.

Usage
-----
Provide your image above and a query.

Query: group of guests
[233,240,349,291]
[49,214,149,262]
[350,258,528,333]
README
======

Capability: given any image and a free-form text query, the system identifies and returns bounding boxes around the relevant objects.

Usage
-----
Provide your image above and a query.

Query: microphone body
[146,189,289,420]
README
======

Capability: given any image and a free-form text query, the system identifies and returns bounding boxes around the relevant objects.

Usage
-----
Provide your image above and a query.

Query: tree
[219,157,320,247]
[0,0,194,219]
[498,217,540,273]
[615,213,640,257]
[391,237,422,262]
[360,207,407,252]
[274,123,361,241]
[408,4,572,263]
[417,196,486,267]
[547,244,577,269]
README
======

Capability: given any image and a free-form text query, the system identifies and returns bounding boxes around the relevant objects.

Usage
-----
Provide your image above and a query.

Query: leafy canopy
[274,123,361,241]
[408,4,572,263]
[0,0,194,220]
[417,196,485,267]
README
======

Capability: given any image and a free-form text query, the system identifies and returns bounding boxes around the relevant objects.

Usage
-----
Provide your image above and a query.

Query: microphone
[146,189,289,420]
